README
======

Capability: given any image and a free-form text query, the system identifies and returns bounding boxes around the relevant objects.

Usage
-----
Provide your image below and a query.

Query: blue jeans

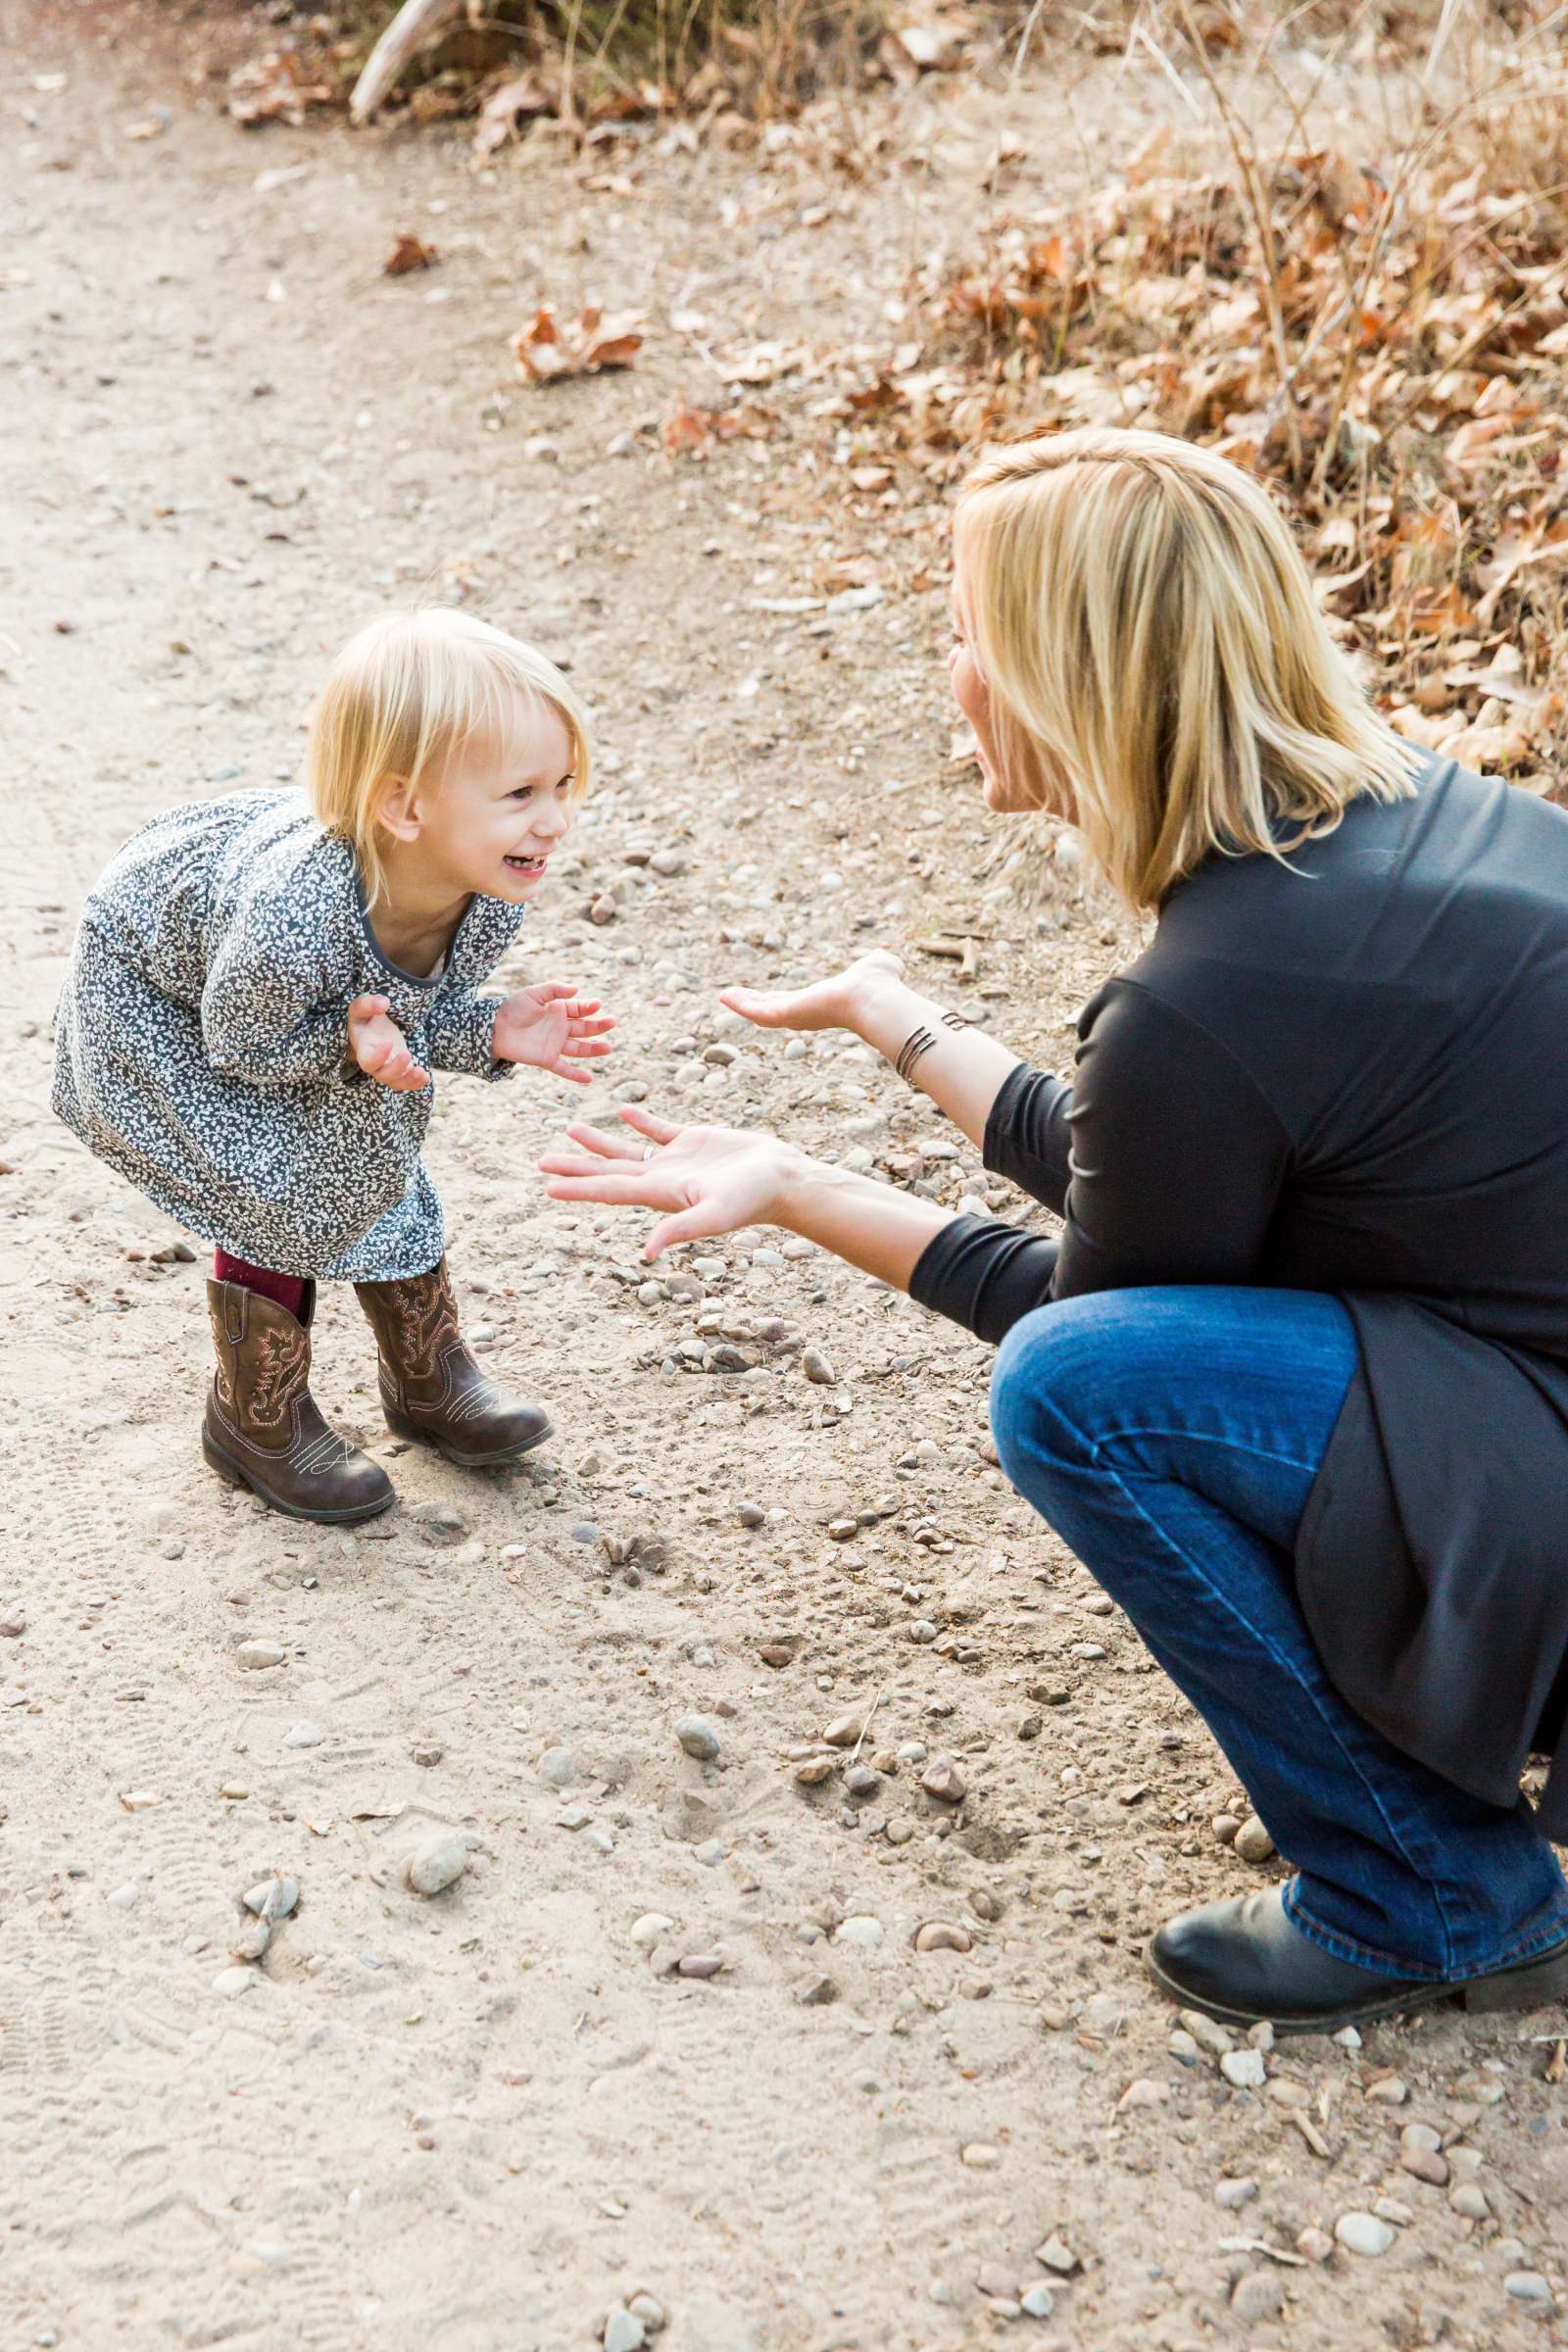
[990,1287,1568,1980]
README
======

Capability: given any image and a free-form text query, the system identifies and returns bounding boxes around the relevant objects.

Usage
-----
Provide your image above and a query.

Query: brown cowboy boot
[355,1257,551,1468]
[203,1279,396,1524]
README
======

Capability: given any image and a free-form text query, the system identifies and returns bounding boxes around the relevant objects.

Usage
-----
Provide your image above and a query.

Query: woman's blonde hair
[955,427,1417,909]
[307,608,591,905]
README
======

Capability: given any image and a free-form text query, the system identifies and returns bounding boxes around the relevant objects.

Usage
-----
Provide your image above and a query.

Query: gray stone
[405,1833,470,1897]
[1234,1815,1276,1864]
[1335,2212,1395,2257]
[802,1347,836,1385]
[282,1719,324,1748]
[604,2308,647,2352]
[538,1745,577,1788]
[235,1640,285,1671]
[1220,2047,1266,2089]
[675,1713,721,1762]
[1215,2176,1258,2209]
[835,1915,884,1948]
[1505,2274,1555,2311]
[1232,2272,1286,2325]
[1019,2283,1054,2320]
[241,1877,298,1921]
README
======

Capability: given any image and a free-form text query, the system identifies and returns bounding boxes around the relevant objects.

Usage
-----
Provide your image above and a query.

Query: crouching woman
[544,426,1568,2033]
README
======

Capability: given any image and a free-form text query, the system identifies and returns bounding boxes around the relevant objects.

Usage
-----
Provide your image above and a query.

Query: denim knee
[989,1294,1130,1494]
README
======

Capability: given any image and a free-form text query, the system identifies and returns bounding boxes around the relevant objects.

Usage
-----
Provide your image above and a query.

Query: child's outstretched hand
[348,994,430,1092]
[494,982,614,1086]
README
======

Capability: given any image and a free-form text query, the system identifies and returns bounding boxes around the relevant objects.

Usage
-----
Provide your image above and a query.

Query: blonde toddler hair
[955,427,1417,910]
[307,608,591,906]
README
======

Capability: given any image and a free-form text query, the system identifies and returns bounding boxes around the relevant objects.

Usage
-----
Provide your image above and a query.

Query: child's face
[403,698,577,903]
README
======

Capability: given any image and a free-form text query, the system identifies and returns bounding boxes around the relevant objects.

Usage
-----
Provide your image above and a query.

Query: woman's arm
[721,952,1025,1155]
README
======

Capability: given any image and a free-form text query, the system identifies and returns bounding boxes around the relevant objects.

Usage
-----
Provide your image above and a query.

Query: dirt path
[2,8,1565,2348]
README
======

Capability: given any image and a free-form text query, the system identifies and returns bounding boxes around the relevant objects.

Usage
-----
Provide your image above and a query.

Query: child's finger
[616,1104,682,1147]
[562,1039,612,1058]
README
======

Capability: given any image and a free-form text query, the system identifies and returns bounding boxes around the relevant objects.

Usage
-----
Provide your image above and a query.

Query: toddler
[53,609,612,1525]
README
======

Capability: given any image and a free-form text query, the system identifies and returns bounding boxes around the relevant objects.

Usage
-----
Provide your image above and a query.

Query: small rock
[405,1834,469,1897]
[1232,2272,1286,2327]
[960,2143,1002,2170]
[676,1954,723,1979]
[626,2294,666,2332]
[630,1913,674,1947]
[844,1763,880,1797]
[802,1347,836,1385]
[1333,2024,1362,2048]
[1035,2235,1079,2276]
[1399,2145,1449,2186]
[1400,2122,1444,2154]
[1180,2008,1236,2057]
[913,1921,972,1954]
[675,1713,721,1762]
[1117,2078,1168,2112]
[235,1640,285,1671]
[1366,2074,1408,2105]
[538,1745,577,1788]
[975,2261,1018,2300]
[1297,2227,1335,2264]
[1504,2274,1555,2311]
[241,1877,298,1921]
[212,1965,255,1997]
[798,1975,838,2006]
[736,1501,765,1528]
[106,1882,140,1911]
[836,1915,884,1949]
[1234,1816,1276,1864]
[282,1719,324,1748]
[920,1756,966,1804]
[604,2308,647,2352]
[649,848,684,877]
[1220,2047,1267,2089]
[758,1638,797,1668]
[824,1710,867,1747]
[793,1756,835,1786]
[1448,2181,1489,2221]
[1019,2282,1054,2320]
[412,1740,444,1766]
[1335,2212,1396,2257]
[1215,2177,1258,2210]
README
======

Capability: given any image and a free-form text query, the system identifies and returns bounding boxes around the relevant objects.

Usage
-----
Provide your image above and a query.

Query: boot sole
[383,1405,553,1470]
[1146,1935,1568,2036]
[202,1429,396,1527]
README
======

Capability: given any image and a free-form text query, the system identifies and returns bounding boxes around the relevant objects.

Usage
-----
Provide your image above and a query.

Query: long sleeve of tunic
[908,756,1568,1837]
[53,788,525,1279]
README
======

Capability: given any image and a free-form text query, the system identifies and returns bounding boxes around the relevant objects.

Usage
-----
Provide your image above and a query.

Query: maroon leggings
[215,1249,308,1322]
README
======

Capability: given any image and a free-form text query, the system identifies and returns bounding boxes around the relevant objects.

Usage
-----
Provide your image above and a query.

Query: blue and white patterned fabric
[53,789,522,1279]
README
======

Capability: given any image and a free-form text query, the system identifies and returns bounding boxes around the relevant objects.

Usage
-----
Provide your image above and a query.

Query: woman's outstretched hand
[493,982,615,1085]
[719,948,904,1037]
[539,1105,802,1259]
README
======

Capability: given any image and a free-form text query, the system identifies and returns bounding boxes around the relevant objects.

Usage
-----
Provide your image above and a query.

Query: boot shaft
[206,1278,317,1443]
[355,1258,460,1411]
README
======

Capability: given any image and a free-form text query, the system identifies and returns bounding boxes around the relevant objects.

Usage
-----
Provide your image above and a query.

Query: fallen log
[349,0,463,124]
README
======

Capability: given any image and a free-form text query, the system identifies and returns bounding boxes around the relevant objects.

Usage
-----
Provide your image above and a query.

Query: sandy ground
[3,6,1567,2347]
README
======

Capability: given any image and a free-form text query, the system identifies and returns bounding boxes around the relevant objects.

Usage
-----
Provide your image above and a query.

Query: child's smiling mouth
[504,853,550,875]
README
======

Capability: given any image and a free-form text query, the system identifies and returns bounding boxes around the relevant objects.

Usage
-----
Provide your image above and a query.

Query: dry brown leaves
[661,402,776,459]
[829,123,1568,778]
[227,47,338,129]
[513,307,644,384]
[383,233,439,278]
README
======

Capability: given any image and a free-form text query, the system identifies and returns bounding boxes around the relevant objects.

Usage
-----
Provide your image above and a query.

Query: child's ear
[372,773,420,844]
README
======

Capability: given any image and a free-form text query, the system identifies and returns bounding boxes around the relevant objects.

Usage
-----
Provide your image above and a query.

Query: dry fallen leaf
[474,71,552,156]
[514,306,644,384]
[383,232,439,278]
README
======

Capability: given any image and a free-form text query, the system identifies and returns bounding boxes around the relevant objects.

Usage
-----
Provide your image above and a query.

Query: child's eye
[510,784,536,802]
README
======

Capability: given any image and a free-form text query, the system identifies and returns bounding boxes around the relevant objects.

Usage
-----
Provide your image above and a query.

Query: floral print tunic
[53,789,523,1280]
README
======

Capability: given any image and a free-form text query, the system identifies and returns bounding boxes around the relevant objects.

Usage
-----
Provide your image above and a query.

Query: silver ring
[641,1143,658,1161]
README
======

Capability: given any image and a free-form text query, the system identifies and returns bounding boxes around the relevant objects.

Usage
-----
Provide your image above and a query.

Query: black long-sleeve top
[911,753,1568,1834]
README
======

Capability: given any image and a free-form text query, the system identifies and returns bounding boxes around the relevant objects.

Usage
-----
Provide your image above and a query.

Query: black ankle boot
[1148,1886,1568,2034]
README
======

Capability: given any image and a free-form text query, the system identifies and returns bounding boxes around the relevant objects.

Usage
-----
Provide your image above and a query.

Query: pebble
[960,2143,1001,2170]
[1220,2048,1266,2089]
[677,1954,723,1979]
[538,1745,577,1788]
[1035,2235,1079,2275]
[1179,2009,1235,2057]
[604,2308,647,2352]
[282,1720,323,1748]
[913,1922,971,1954]
[1117,2079,1168,2112]
[736,1501,765,1528]
[802,1347,836,1385]
[824,1710,867,1747]
[799,1975,838,2006]
[844,1764,880,1797]
[1297,2227,1335,2264]
[1335,2212,1396,2257]
[412,1740,444,1767]
[107,1882,140,1911]
[1399,2145,1449,2185]
[650,848,685,877]
[1400,2121,1443,2153]
[920,1756,966,1804]
[1215,2177,1258,2209]
[235,1640,285,1671]
[631,1913,675,1946]
[1233,1816,1276,1864]
[975,2262,1018,2299]
[1366,2074,1408,2104]
[1505,2274,1555,2311]
[1448,2181,1489,2221]
[758,1640,797,1668]
[836,1915,885,1949]
[1211,1804,1242,1840]
[674,1713,721,1762]
[241,1877,298,1921]
[405,1834,470,1897]
[627,2294,666,2332]
[570,1521,599,1545]
[1234,2272,1288,2327]
[1019,2283,1054,2320]
[212,1966,255,1997]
